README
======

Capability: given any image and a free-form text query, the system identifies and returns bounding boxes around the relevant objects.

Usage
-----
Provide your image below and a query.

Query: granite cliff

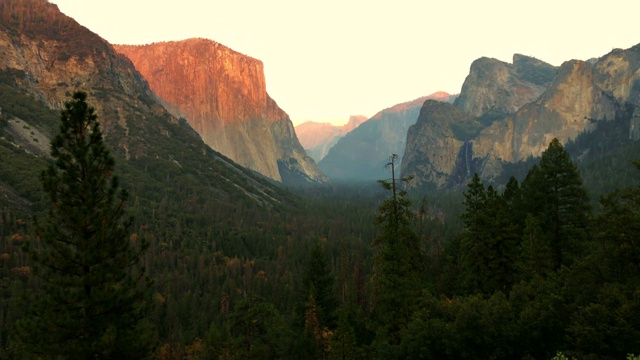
[454,54,557,121]
[402,46,640,189]
[401,100,482,189]
[295,115,367,162]
[0,0,291,208]
[319,92,455,182]
[114,40,327,184]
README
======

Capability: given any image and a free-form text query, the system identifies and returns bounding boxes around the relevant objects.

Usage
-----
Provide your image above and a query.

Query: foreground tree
[459,176,519,294]
[371,154,423,356]
[15,91,154,359]
[521,138,591,270]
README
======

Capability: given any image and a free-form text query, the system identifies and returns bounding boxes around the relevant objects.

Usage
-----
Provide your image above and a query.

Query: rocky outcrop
[401,100,482,188]
[454,54,556,120]
[319,92,455,182]
[295,115,367,162]
[114,39,327,184]
[402,46,640,189]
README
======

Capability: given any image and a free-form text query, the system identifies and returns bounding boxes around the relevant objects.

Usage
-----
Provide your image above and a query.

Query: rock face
[319,92,455,182]
[401,100,482,189]
[454,54,556,121]
[402,46,640,189]
[114,40,327,184]
[295,115,367,162]
[0,0,291,207]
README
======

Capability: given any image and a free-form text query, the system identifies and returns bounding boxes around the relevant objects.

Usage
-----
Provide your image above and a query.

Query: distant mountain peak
[318,92,455,181]
[295,115,367,162]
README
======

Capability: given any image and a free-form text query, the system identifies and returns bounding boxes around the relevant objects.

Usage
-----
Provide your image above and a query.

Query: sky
[50,0,640,126]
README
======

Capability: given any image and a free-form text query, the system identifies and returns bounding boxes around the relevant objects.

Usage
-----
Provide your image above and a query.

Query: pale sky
[50,0,640,126]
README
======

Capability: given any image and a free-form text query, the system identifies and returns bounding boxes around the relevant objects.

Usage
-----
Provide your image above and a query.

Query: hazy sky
[50,0,640,125]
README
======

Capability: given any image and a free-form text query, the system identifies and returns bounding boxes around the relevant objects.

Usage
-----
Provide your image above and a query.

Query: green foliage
[301,240,338,329]
[459,176,519,294]
[220,295,285,359]
[521,138,591,270]
[13,92,154,359]
[330,311,360,360]
[518,214,554,280]
[371,155,424,354]
[401,292,517,360]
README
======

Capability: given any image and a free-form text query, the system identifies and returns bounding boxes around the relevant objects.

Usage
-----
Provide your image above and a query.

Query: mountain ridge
[401,45,640,189]
[0,0,295,212]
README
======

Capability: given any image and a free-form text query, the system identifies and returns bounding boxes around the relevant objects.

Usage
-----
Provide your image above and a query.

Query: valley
[1,0,640,359]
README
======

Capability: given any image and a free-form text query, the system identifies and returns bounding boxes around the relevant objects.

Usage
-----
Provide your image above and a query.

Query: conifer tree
[15,91,154,359]
[460,178,518,294]
[371,154,423,354]
[302,240,338,329]
[295,240,338,359]
[329,311,358,360]
[522,138,591,269]
[459,173,487,293]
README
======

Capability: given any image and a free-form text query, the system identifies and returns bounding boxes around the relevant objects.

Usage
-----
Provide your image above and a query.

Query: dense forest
[2,94,640,359]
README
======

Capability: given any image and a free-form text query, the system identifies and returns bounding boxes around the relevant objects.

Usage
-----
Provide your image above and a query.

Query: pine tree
[302,240,338,329]
[295,240,338,359]
[522,138,591,270]
[14,91,154,359]
[459,173,487,293]
[329,311,358,360]
[459,178,519,294]
[371,154,423,354]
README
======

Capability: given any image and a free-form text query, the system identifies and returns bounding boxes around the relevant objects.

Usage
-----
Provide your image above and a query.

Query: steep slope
[0,0,293,213]
[113,40,327,184]
[402,46,640,189]
[295,115,367,162]
[318,92,455,182]
[401,100,482,189]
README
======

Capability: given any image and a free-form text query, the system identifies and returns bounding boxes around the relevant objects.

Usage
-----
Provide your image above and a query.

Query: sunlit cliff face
[115,39,327,183]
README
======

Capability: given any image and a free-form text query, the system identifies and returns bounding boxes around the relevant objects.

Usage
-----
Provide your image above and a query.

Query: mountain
[402,46,640,189]
[401,100,483,189]
[295,115,367,162]
[318,92,456,182]
[453,54,557,122]
[0,0,294,213]
[113,39,327,184]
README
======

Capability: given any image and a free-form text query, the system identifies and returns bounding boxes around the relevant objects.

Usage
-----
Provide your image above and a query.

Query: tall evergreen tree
[302,240,338,329]
[15,91,154,359]
[459,173,487,293]
[295,240,338,359]
[522,138,591,270]
[460,178,519,294]
[371,154,423,355]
